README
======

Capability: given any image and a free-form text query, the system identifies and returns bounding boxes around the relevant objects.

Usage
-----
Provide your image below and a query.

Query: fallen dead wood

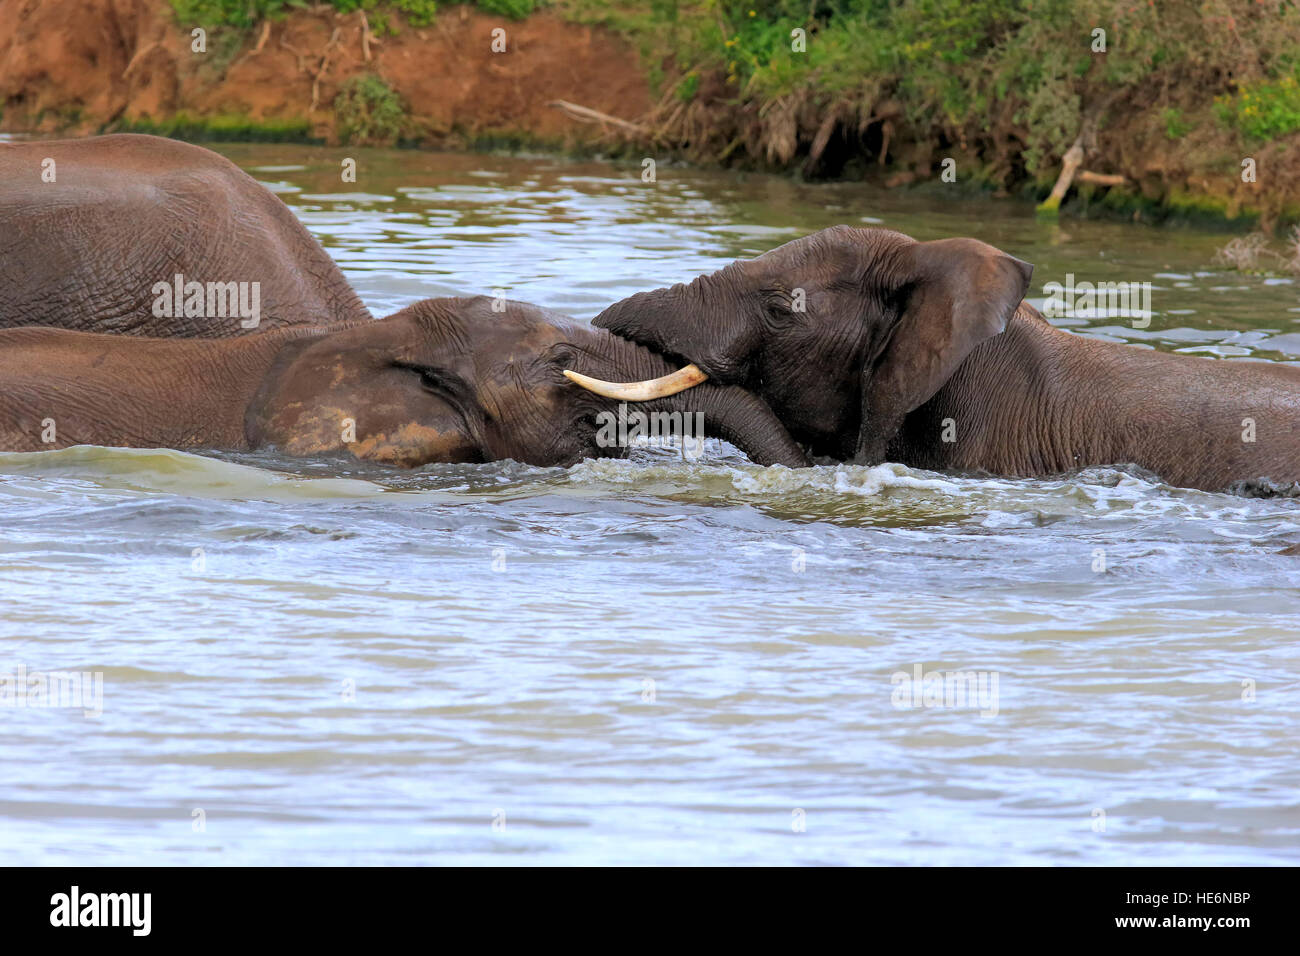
[122,41,162,79]
[1038,137,1086,213]
[1037,92,1124,214]
[279,34,309,73]
[1076,170,1126,186]
[359,11,373,63]
[548,100,646,136]
[309,27,342,113]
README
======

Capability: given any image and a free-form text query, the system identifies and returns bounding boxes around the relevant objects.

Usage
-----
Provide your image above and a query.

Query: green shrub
[1216,74,1300,141]
[170,0,534,29]
[390,0,439,27]
[114,113,318,142]
[1162,108,1192,140]
[169,0,283,29]
[563,0,1300,180]
[476,0,535,18]
[334,74,406,146]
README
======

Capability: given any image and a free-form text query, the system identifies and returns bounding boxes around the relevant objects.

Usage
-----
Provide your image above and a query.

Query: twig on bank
[309,27,342,113]
[1215,227,1300,276]
[1039,136,1086,212]
[359,11,372,63]
[122,42,161,79]
[548,100,647,136]
[279,34,309,73]
[1037,91,1124,215]
[805,112,837,172]
[1076,170,1126,186]
[1040,152,1126,210]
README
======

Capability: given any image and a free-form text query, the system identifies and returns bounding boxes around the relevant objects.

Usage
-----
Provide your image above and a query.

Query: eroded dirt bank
[2,0,1297,231]
[0,0,651,147]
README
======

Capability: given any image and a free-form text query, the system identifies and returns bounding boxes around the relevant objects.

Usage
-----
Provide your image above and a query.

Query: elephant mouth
[562,363,708,401]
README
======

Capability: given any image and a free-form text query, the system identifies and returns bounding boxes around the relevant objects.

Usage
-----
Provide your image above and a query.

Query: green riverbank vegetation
[164,0,1300,229]
[562,0,1300,228]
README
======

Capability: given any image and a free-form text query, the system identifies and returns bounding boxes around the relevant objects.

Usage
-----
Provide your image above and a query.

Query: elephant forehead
[484,319,570,354]
[744,225,914,275]
[475,333,574,383]
[325,357,358,387]
[276,351,373,393]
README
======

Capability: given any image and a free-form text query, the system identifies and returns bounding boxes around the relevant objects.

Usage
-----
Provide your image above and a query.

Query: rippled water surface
[3,143,1299,865]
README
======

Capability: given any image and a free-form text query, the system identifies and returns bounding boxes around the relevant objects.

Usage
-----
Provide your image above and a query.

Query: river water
[2,143,1298,865]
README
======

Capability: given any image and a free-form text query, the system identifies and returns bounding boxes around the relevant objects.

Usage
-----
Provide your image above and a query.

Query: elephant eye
[761,286,803,325]
[393,362,486,437]
[394,361,454,395]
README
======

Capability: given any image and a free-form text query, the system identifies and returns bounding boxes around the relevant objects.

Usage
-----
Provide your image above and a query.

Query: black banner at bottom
[0,865,1282,942]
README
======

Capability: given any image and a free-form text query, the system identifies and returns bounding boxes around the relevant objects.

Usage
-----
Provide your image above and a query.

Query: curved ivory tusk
[563,364,708,401]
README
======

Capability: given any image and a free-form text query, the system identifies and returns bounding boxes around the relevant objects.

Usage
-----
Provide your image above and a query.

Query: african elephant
[572,226,1300,492]
[0,134,370,336]
[0,297,806,468]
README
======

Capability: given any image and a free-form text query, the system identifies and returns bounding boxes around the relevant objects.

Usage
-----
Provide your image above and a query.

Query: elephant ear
[856,238,1032,462]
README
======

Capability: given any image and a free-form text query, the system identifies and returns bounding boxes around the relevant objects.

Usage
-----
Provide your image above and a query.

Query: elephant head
[572,226,1032,462]
[247,296,807,468]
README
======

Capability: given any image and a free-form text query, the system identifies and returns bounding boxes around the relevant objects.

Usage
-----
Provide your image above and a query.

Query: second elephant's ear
[856,238,1032,462]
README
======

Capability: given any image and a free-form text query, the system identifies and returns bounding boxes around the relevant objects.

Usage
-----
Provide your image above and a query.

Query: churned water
[2,143,1298,865]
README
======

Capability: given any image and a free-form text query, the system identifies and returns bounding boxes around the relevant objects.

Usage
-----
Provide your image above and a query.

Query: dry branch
[122,41,161,79]
[1076,170,1126,186]
[309,27,343,113]
[359,11,372,63]
[1037,92,1123,215]
[1039,138,1085,212]
[548,100,646,136]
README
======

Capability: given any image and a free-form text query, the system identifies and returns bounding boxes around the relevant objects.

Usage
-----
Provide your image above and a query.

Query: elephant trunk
[652,382,808,467]
[591,267,760,383]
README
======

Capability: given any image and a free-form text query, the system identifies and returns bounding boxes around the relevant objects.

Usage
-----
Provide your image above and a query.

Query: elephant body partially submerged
[583,226,1300,492]
[0,297,806,468]
[9,135,1293,490]
[892,302,1300,491]
[0,134,370,336]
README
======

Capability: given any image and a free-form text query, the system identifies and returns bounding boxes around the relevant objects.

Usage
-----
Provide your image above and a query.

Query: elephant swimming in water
[9,136,1295,490]
[0,134,370,336]
[573,226,1300,492]
[0,296,806,468]
[0,135,805,469]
